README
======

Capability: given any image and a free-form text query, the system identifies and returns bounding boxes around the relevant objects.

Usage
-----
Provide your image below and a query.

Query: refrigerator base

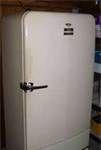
[42,130,89,150]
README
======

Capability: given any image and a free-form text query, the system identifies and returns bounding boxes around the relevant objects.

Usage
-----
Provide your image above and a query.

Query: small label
[64,23,74,35]
[64,28,74,32]
[65,23,71,27]
[64,32,73,35]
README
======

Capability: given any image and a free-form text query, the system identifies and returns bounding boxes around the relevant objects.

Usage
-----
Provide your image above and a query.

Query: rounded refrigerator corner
[21,11,32,23]
[87,14,95,24]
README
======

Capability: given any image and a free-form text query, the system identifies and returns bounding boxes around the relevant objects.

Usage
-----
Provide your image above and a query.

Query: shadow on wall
[0,4,6,149]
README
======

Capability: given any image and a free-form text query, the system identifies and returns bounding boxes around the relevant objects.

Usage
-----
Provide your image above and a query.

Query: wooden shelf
[0,0,96,16]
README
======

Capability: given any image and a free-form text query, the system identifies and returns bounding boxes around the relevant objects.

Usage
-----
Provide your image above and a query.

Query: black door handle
[20,82,48,93]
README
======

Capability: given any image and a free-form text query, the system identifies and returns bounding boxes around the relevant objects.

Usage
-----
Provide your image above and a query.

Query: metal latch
[20,82,48,93]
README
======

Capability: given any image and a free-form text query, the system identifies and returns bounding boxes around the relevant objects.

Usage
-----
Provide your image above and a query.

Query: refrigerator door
[22,12,95,150]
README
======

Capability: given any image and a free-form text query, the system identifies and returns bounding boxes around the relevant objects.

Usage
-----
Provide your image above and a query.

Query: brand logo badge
[64,23,74,35]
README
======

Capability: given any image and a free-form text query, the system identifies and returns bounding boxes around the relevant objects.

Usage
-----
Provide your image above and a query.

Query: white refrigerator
[2,11,95,150]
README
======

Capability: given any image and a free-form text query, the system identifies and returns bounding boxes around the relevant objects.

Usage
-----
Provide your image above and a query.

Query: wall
[0,3,2,149]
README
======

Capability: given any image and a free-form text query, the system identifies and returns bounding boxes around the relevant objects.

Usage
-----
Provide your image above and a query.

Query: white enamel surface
[23,12,95,150]
[43,130,89,150]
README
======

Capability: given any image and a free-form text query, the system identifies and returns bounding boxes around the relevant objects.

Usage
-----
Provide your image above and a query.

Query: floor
[1,137,101,150]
